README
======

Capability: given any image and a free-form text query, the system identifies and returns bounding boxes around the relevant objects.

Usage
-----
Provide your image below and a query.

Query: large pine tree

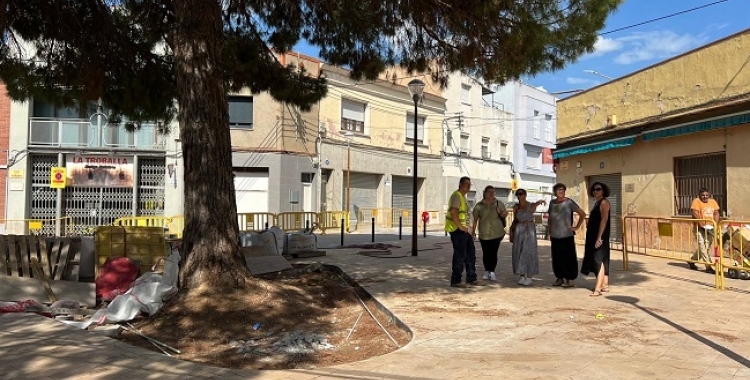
[0,0,622,289]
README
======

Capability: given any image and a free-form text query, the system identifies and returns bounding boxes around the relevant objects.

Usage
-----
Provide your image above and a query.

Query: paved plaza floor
[3,236,750,379]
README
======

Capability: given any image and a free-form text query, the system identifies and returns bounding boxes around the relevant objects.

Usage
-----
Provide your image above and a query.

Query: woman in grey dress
[511,189,547,286]
[548,183,587,288]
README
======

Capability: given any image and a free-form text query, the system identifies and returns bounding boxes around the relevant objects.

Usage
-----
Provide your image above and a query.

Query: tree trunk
[173,0,250,289]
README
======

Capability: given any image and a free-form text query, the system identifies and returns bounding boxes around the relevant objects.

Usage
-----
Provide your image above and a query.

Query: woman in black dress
[581,182,611,297]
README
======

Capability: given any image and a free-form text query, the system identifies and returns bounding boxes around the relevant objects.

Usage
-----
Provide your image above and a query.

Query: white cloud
[613,30,708,65]
[566,77,597,85]
[587,36,623,57]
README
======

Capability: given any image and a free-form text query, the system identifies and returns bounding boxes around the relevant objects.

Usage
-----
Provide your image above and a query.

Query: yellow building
[554,28,750,239]
[318,64,446,228]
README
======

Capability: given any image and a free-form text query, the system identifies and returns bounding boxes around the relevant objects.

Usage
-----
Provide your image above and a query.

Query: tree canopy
[0,0,622,289]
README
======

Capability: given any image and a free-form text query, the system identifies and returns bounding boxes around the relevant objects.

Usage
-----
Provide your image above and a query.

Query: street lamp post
[407,79,425,257]
[344,132,354,232]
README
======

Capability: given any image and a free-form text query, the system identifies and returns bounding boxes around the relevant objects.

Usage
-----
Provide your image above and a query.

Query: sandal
[589,290,602,297]
[600,287,610,292]
[552,279,564,287]
[562,281,575,288]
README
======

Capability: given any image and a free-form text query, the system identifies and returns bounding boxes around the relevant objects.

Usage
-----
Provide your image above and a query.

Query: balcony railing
[29,118,166,150]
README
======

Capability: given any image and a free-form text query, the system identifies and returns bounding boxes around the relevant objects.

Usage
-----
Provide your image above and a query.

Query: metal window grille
[674,152,726,216]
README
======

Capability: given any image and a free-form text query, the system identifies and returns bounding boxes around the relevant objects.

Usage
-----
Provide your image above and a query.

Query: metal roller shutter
[235,171,269,213]
[391,176,413,210]
[344,172,379,225]
[588,174,622,242]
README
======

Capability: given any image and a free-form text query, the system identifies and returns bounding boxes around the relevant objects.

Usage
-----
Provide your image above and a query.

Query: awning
[553,136,636,159]
[643,112,750,141]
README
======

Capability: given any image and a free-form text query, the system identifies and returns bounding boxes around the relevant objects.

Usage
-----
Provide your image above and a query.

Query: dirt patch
[117,265,411,370]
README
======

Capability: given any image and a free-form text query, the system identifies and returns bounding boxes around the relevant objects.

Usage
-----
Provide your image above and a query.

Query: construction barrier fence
[0,217,75,236]
[623,215,721,288]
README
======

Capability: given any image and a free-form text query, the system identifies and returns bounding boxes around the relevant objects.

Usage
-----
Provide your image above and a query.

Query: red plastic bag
[95,257,139,301]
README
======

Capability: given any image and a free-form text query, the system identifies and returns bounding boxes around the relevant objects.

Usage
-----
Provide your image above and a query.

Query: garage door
[588,174,622,242]
[391,176,413,210]
[235,171,269,213]
[343,172,379,225]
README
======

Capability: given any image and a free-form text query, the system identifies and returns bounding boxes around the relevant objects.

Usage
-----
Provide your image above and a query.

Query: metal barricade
[718,220,750,289]
[623,215,720,287]
[168,215,184,238]
[113,216,172,229]
[318,211,350,234]
[0,217,75,236]
[276,212,319,232]
[237,213,276,232]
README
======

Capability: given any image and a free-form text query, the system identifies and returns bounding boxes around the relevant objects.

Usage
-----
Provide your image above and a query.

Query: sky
[528,0,750,96]
[293,0,750,98]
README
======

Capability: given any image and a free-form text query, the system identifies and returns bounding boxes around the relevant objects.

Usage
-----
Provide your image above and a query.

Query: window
[544,114,553,142]
[229,96,253,129]
[526,149,541,169]
[481,137,490,159]
[533,121,540,139]
[405,114,425,144]
[301,173,315,183]
[460,133,470,154]
[461,84,471,104]
[499,143,509,161]
[341,99,366,133]
[674,153,726,215]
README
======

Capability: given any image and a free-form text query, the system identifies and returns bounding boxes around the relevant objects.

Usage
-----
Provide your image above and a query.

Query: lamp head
[407,79,425,102]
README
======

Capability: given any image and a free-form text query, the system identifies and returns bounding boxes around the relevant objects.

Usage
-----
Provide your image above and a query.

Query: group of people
[446,176,612,297]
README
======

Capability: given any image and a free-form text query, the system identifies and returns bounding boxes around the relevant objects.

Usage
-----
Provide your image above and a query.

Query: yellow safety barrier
[168,215,184,238]
[113,216,172,229]
[237,212,276,232]
[0,217,75,236]
[318,211,350,234]
[718,220,750,289]
[276,212,319,232]
[623,215,720,288]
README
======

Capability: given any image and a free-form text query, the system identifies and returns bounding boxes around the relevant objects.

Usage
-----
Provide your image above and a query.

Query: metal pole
[399,217,402,240]
[371,217,375,242]
[346,139,351,232]
[423,219,426,238]
[340,219,344,246]
[412,98,418,256]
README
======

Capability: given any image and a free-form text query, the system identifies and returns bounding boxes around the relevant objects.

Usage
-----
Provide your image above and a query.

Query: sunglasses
[517,193,527,196]
[593,187,603,191]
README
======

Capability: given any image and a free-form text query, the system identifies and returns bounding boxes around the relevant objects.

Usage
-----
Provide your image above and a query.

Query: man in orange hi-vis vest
[689,187,720,274]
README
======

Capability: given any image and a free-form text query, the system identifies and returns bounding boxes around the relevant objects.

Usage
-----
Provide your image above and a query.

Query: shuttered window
[229,96,253,129]
[341,99,365,133]
[674,153,726,216]
[405,114,425,143]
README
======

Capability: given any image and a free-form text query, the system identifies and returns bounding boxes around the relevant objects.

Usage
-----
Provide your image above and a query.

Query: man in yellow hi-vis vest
[446,176,482,287]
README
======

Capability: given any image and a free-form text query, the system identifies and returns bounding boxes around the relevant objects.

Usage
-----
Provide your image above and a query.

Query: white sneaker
[518,277,526,285]
[523,277,533,286]
[482,272,491,280]
[489,272,497,281]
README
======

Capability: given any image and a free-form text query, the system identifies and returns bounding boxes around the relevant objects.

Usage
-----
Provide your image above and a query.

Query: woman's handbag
[496,201,507,228]
[508,219,517,243]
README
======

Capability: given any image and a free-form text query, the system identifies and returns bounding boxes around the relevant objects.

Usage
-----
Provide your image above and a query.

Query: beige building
[554,29,750,240]
[230,52,322,214]
[318,64,445,228]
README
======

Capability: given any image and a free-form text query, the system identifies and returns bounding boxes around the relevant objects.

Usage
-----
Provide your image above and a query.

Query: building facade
[4,97,179,235]
[317,65,446,228]
[442,73,514,208]
[490,81,557,203]
[554,29,750,239]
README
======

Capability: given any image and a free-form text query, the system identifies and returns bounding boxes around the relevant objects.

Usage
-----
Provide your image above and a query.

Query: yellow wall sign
[511,179,519,191]
[50,167,67,189]
[10,169,24,178]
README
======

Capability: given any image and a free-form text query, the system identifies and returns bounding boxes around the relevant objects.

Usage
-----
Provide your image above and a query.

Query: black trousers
[550,236,579,280]
[479,237,503,272]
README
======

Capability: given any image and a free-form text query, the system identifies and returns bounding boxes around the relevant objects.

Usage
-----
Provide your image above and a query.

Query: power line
[599,0,732,36]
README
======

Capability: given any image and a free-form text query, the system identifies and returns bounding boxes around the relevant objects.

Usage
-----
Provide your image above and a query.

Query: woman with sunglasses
[581,182,611,296]
[510,188,546,286]
[547,183,586,288]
